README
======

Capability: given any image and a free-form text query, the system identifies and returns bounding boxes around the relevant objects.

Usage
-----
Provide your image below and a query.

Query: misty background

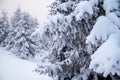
[0,0,54,24]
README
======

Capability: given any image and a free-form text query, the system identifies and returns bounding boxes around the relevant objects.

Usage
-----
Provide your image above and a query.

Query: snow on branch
[74,1,93,20]
[57,1,75,12]
[89,33,120,77]
[86,16,119,46]
[103,0,119,15]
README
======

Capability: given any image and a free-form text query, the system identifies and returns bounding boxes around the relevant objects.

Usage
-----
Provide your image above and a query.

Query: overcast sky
[0,0,54,24]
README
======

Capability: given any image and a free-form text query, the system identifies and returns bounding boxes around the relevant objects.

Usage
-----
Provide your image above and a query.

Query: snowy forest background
[0,0,120,80]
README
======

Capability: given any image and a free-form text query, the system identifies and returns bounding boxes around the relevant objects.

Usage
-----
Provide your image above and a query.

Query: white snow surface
[103,0,119,15]
[57,1,75,11]
[89,0,98,6]
[89,33,120,77]
[107,12,120,28]
[0,47,53,80]
[86,16,119,45]
[75,1,93,20]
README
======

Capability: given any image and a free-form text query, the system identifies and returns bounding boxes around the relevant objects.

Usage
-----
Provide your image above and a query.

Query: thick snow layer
[103,0,119,15]
[75,1,93,20]
[0,47,53,80]
[57,1,75,11]
[89,33,120,77]
[86,16,119,45]
[89,0,98,6]
[107,12,120,28]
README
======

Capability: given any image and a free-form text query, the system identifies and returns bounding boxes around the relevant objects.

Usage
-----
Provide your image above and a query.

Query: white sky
[0,0,54,24]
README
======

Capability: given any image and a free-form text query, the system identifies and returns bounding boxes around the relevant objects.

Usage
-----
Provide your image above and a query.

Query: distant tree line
[0,7,38,59]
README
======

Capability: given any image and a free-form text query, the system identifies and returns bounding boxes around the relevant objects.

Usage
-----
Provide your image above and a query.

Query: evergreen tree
[35,0,120,80]
[0,11,9,45]
[35,0,95,80]
[4,7,38,59]
[86,0,120,79]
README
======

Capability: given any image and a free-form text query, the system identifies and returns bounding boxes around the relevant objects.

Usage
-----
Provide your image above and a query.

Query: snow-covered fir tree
[86,0,120,79]
[3,7,38,59]
[34,0,120,80]
[0,11,9,44]
[35,0,97,80]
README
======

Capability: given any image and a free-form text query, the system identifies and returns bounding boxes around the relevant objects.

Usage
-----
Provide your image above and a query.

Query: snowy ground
[0,47,53,80]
